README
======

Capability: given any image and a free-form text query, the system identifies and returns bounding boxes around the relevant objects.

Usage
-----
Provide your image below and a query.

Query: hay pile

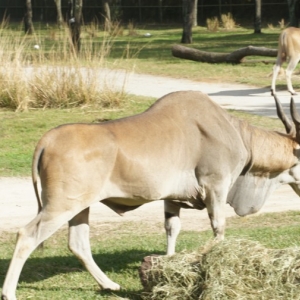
[140,239,300,300]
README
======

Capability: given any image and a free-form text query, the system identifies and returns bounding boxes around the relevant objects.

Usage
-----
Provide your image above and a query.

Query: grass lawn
[107,26,282,88]
[0,100,285,177]
[0,23,291,94]
[1,211,300,299]
[0,95,155,176]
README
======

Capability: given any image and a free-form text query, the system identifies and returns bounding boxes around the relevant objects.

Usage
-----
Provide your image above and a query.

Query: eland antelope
[271,27,300,95]
[2,91,300,300]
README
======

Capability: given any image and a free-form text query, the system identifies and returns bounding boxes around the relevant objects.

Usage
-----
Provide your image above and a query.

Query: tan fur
[237,121,298,172]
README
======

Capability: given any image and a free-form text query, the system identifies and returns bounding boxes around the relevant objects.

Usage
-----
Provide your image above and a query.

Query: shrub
[0,21,128,111]
[221,13,236,30]
[206,17,219,32]
[278,18,286,29]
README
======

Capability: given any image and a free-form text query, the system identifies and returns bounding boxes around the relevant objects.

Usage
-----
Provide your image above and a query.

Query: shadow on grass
[0,248,164,298]
[17,284,144,300]
[15,284,144,300]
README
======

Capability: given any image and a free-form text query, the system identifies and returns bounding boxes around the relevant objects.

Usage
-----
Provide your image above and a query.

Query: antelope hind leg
[1,211,71,300]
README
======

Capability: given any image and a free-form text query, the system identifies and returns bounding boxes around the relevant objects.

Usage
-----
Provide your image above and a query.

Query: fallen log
[171,44,278,64]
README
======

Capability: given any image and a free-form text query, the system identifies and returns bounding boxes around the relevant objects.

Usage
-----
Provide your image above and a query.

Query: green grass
[0,102,285,177]
[104,26,283,88]
[1,211,300,299]
[0,95,155,176]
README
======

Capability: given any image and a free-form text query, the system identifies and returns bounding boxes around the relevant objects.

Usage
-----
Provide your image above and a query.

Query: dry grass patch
[207,14,236,31]
[206,17,219,32]
[221,13,236,30]
[141,238,300,300]
[0,65,127,110]
[0,21,129,111]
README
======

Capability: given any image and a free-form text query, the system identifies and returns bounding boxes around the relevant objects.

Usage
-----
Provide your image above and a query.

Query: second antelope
[271,27,300,95]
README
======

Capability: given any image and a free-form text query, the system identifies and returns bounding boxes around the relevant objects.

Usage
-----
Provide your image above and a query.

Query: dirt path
[1,177,299,233]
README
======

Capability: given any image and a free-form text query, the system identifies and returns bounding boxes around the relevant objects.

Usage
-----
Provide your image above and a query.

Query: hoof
[102,282,121,291]
[270,89,276,96]
[1,295,16,300]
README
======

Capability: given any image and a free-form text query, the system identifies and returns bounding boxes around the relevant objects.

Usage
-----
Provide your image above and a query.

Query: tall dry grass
[206,17,219,32]
[206,13,237,31]
[0,20,128,111]
[221,13,236,30]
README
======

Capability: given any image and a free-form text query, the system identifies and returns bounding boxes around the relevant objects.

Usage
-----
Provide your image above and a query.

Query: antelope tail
[280,31,288,62]
[32,145,44,214]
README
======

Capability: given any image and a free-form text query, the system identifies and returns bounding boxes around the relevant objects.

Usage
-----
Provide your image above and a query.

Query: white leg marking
[164,201,181,256]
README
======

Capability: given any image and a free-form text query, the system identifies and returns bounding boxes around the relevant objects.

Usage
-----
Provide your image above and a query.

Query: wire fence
[0,1,289,26]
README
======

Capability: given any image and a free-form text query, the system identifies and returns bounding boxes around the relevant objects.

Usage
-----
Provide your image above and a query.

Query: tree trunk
[172,44,278,64]
[54,0,64,28]
[158,0,163,23]
[103,0,111,32]
[218,0,222,17]
[193,0,198,27]
[254,0,261,34]
[138,0,142,23]
[181,0,195,44]
[25,0,34,34]
[68,0,83,53]
[287,0,300,27]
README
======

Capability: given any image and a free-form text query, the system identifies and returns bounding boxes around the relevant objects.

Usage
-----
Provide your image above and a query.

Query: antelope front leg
[68,207,120,291]
[164,201,181,255]
[206,188,227,242]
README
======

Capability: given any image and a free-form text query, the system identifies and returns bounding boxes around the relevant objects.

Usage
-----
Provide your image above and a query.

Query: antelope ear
[290,97,300,142]
[273,94,294,134]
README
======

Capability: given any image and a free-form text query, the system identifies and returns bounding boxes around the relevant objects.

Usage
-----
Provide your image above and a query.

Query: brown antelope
[2,91,300,300]
[271,27,300,95]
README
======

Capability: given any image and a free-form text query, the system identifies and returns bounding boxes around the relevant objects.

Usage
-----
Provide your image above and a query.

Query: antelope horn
[290,97,300,142]
[273,94,294,134]
[290,98,300,123]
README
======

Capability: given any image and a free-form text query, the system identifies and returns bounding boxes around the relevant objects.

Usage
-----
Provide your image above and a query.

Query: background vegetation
[0,0,290,26]
[0,21,287,111]
[1,20,300,299]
